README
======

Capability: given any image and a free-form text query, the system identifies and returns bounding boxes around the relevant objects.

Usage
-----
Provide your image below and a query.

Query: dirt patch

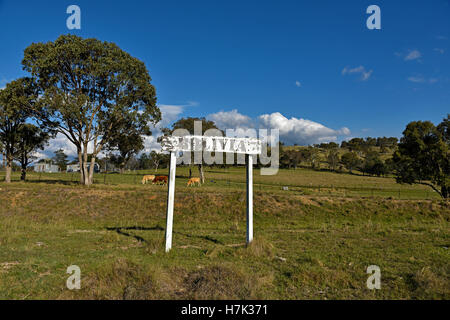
[183,265,255,299]
[10,191,25,208]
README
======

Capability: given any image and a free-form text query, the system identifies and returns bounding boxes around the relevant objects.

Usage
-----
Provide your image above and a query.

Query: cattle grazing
[187,177,201,187]
[142,175,155,184]
[153,175,168,185]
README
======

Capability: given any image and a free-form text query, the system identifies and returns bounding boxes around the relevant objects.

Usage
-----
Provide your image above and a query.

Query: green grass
[0,168,448,299]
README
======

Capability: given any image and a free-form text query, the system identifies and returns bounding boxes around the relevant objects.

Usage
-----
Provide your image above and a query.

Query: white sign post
[161,135,262,252]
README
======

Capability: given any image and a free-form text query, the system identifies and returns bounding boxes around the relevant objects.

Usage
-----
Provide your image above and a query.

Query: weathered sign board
[161,135,262,252]
[161,135,262,154]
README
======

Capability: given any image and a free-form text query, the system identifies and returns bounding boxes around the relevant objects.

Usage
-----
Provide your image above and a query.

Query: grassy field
[0,168,449,299]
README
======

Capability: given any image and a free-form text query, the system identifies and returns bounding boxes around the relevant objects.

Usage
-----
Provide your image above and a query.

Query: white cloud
[207,109,350,145]
[407,75,439,84]
[156,104,185,129]
[407,76,425,83]
[404,49,421,61]
[433,48,445,54]
[295,80,302,88]
[342,65,373,81]
[258,112,350,145]
[207,109,253,130]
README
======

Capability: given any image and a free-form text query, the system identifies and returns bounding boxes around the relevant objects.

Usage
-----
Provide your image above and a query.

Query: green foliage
[326,149,340,171]
[106,119,145,173]
[53,149,69,171]
[341,152,360,173]
[15,124,51,180]
[22,34,161,184]
[393,119,449,198]
[0,78,38,182]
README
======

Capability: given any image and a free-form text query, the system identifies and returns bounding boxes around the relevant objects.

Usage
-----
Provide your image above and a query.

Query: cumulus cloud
[156,104,185,129]
[434,48,445,54]
[207,109,253,130]
[295,80,302,87]
[404,49,422,61]
[258,112,350,145]
[342,66,373,81]
[207,110,350,145]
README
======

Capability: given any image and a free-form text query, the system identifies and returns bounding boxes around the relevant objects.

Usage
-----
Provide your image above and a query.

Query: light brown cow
[187,177,201,187]
[142,175,155,184]
[153,175,168,185]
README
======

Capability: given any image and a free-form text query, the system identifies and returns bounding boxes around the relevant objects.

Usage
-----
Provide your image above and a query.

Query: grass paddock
[0,168,448,299]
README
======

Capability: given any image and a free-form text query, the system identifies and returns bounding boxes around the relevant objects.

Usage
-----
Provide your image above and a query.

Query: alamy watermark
[366,265,381,290]
[366,5,381,30]
[66,265,81,290]
[66,5,81,30]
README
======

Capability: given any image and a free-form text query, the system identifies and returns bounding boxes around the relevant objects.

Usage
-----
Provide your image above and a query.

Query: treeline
[279,136,399,177]
[279,116,449,199]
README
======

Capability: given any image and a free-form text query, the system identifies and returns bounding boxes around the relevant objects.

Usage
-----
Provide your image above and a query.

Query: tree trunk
[20,153,28,181]
[81,145,90,186]
[198,164,205,184]
[78,149,84,184]
[5,158,12,183]
[88,156,96,185]
[20,165,27,181]
[442,185,448,199]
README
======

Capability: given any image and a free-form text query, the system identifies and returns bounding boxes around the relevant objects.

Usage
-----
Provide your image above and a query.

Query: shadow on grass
[11,179,80,186]
[106,225,222,244]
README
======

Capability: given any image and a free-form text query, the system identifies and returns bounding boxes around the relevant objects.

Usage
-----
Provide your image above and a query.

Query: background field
[0,168,449,299]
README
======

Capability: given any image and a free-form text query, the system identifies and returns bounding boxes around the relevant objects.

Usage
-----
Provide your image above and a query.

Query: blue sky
[0,0,449,154]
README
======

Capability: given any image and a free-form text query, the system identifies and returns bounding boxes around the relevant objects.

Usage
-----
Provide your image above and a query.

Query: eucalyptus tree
[14,124,50,180]
[393,119,449,199]
[22,34,161,185]
[0,78,37,183]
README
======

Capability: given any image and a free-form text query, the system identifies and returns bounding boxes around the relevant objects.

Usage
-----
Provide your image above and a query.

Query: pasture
[0,167,449,299]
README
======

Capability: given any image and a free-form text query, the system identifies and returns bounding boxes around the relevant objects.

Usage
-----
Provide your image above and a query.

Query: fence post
[165,152,177,252]
[246,154,253,244]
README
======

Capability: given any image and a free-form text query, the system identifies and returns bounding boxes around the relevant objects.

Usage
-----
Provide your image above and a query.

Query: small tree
[341,152,360,173]
[326,149,340,171]
[14,124,50,180]
[393,119,449,199]
[160,117,223,183]
[138,153,152,170]
[0,78,37,183]
[53,149,69,172]
[106,119,145,174]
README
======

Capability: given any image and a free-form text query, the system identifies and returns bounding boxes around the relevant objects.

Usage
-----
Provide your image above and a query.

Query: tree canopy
[0,78,38,182]
[22,34,161,185]
[393,119,449,198]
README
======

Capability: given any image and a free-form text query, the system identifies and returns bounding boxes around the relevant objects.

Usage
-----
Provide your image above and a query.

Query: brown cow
[142,175,155,184]
[187,177,201,187]
[152,175,168,185]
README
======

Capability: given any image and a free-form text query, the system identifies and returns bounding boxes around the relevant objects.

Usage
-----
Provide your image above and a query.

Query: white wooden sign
[161,135,262,154]
[161,135,262,252]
